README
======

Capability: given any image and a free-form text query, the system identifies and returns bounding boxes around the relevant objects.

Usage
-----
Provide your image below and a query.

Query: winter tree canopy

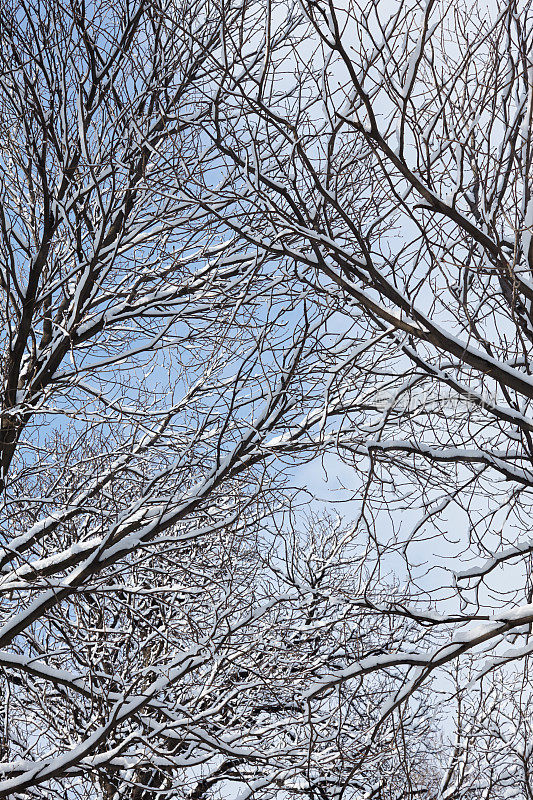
[0,0,533,797]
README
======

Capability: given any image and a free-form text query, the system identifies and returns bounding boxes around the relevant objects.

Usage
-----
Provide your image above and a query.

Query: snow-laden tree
[2,0,533,797]
[0,0,449,797]
[175,0,533,794]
